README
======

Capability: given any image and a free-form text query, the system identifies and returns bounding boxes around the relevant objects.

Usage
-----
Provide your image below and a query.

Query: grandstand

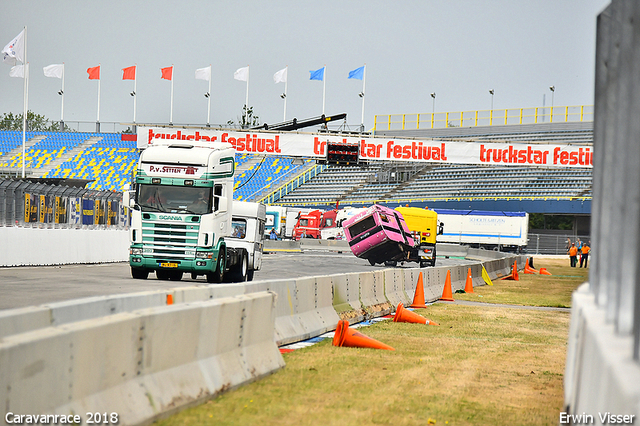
[0,131,313,196]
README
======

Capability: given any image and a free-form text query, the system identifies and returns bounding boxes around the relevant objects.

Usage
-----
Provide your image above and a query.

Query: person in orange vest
[579,242,591,268]
[569,242,578,267]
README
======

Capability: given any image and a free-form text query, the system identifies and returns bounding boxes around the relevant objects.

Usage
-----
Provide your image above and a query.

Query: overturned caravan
[343,204,416,266]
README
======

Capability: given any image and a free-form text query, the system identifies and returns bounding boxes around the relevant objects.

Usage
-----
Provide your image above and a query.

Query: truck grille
[142,220,199,259]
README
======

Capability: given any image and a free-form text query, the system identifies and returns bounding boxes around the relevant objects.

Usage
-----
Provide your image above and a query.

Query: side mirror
[123,190,136,208]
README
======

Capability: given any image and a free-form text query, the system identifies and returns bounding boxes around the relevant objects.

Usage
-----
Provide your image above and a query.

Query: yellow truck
[395,206,443,267]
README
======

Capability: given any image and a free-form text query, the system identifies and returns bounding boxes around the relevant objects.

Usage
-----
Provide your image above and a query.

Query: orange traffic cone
[539,268,552,275]
[501,260,519,281]
[464,268,474,293]
[394,303,439,326]
[524,258,538,274]
[332,320,395,351]
[410,272,427,308]
[440,270,454,301]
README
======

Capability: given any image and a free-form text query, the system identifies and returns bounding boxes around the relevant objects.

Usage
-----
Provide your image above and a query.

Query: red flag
[161,66,173,80]
[87,65,100,80]
[122,65,136,80]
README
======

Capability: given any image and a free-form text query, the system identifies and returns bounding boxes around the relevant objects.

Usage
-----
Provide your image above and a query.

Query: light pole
[430,92,436,128]
[549,86,555,122]
[489,89,494,111]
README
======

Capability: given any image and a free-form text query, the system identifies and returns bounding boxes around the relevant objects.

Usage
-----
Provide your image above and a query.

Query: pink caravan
[343,204,415,266]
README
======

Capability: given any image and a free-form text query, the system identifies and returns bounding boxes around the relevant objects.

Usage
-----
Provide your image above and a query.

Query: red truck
[293,209,338,240]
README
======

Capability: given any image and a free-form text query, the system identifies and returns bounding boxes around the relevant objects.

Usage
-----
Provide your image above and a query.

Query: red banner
[137,126,592,168]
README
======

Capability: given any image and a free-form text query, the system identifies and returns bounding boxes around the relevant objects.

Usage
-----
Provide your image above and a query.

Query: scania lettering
[127,142,265,282]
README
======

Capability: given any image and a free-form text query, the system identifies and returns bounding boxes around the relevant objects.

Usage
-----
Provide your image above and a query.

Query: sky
[0,0,610,132]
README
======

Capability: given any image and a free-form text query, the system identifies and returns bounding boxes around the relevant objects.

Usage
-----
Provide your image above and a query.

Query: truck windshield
[137,184,212,214]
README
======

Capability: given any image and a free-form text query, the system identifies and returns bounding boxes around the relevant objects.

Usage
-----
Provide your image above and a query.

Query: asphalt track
[0,251,473,311]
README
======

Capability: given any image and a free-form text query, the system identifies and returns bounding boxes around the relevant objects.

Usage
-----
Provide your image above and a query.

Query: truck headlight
[196,252,213,259]
[130,248,143,255]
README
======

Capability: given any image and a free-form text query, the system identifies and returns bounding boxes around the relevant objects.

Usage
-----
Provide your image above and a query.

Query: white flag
[9,64,24,78]
[234,66,249,82]
[195,66,211,81]
[2,29,25,65]
[273,67,287,84]
[43,63,64,79]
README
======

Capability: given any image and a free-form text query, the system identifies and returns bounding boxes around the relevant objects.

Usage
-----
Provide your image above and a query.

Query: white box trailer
[434,209,529,252]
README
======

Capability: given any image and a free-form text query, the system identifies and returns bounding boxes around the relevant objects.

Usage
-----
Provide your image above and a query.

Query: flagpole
[169,64,174,126]
[283,66,288,122]
[245,65,249,127]
[21,26,27,178]
[133,64,137,125]
[322,65,326,116]
[361,64,366,132]
[96,63,101,133]
[60,63,65,131]
[207,64,211,127]
[170,65,174,125]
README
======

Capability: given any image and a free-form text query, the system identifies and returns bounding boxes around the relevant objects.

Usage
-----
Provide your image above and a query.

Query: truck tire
[207,248,225,283]
[227,251,248,282]
[384,260,397,267]
[368,259,376,266]
[131,268,149,279]
[247,269,255,281]
[420,260,429,268]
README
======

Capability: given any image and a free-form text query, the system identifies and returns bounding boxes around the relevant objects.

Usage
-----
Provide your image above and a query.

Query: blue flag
[348,66,365,80]
[309,67,325,81]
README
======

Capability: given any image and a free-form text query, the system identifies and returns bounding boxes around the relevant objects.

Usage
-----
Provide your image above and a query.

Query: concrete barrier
[330,272,366,322]
[0,292,284,426]
[436,243,469,258]
[0,227,129,267]
[244,279,306,345]
[296,276,340,340]
[564,283,640,420]
[385,269,409,307]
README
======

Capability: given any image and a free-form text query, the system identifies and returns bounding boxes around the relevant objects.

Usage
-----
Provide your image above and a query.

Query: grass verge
[455,257,589,308]
[156,257,584,426]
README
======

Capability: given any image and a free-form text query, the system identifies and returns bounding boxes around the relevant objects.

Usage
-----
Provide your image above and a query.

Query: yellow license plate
[159,262,179,268]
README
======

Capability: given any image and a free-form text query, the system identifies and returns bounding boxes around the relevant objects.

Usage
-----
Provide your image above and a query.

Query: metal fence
[0,179,129,229]
[525,233,591,255]
[373,105,594,131]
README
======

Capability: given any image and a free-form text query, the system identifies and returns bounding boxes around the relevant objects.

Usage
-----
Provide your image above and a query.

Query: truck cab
[128,142,263,283]
[395,206,443,267]
[293,209,322,240]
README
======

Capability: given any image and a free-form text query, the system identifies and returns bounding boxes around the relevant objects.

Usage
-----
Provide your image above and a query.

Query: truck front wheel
[207,249,225,283]
[131,267,149,279]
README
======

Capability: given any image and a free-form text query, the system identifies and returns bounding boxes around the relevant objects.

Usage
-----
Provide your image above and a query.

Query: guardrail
[0,245,524,425]
[373,105,593,131]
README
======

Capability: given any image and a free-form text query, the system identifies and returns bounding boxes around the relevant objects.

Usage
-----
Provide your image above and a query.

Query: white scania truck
[127,141,265,283]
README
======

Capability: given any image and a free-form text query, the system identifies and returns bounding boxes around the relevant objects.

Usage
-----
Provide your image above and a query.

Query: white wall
[0,227,129,267]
